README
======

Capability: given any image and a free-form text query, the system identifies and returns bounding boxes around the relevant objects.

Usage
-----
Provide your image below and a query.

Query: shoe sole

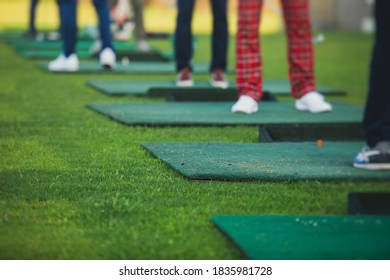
[101,64,114,70]
[353,163,390,170]
[100,56,116,70]
[48,67,79,72]
[210,81,229,89]
[176,81,194,87]
[295,103,332,113]
[231,108,258,114]
[231,106,258,114]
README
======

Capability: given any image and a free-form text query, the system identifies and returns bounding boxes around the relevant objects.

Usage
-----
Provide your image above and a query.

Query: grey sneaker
[353,141,390,170]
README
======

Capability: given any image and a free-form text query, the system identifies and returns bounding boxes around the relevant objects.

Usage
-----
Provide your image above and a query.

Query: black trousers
[174,0,228,73]
[363,0,390,146]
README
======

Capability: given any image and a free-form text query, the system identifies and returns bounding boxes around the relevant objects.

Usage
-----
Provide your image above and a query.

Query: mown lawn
[0,31,388,260]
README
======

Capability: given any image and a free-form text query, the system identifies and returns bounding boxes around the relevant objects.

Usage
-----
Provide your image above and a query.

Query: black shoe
[23,31,37,40]
[353,141,390,170]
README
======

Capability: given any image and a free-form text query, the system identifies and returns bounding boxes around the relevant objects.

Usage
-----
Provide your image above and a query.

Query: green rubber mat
[87,80,231,95]
[0,31,93,42]
[259,123,363,142]
[141,142,390,181]
[10,40,136,50]
[86,80,344,98]
[86,101,362,126]
[0,32,22,41]
[18,49,173,61]
[348,192,390,215]
[87,80,239,101]
[263,80,345,96]
[114,49,173,61]
[19,50,94,59]
[211,215,390,260]
[0,31,171,42]
[38,61,224,74]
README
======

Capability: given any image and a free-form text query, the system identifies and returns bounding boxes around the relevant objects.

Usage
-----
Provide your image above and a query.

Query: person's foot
[295,91,332,113]
[136,40,151,52]
[353,141,390,170]
[176,67,194,87]
[35,32,45,41]
[46,31,61,41]
[113,21,134,41]
[210,69,229,89]
[48,53,79,72]
[89,40,102,55]
[231,95,258,114]
[23,31,37,40]
[100,47,116,69]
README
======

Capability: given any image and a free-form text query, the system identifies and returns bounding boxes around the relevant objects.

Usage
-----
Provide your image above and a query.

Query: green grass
[0,32,388,260]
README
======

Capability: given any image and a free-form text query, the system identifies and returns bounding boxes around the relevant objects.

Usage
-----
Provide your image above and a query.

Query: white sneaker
[176,67,194,87]
[113,22,134,41]
[100,47,116,69]
[295,91,332,113]
[89,40,102,55]
[210,69,229,89]
[137,40,151,52]
[231,95,258,114]
[47,31,61,41]
[48,53,79,72]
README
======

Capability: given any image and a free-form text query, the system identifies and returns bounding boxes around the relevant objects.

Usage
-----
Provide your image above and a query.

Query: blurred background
[0,0,375,35]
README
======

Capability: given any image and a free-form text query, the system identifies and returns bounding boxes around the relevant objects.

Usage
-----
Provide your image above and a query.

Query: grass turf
[1,32,389,260]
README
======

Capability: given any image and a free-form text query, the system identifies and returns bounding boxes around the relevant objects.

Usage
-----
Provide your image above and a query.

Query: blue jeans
[57,0,113,57]
[363,0,390,147]
[174,0,228,72]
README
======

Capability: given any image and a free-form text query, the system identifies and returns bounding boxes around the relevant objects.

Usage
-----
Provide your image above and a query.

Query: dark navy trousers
[57,0,113,57]
[363,0,390,146]
[174,0,228,72]
[29,0,39,34]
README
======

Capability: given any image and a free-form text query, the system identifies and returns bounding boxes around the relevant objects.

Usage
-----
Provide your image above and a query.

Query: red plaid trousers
[236,0,316,101]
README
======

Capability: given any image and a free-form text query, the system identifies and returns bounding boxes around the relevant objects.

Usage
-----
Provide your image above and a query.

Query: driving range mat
[86,80,344,99]
[38,61,225,74]
[262,80,345,96]
[10,40,136,50]
[141,142,390,181]
[114,49,173,61]
[86,101,362,126]
[0,31,171,42]
[18,49,94,59]
[0,30,97,42]
[348,192,390,215]
[18,49,173,61]
[258,123,363,142]
[86,80,242,101]
[211,215,390,260]
[0,32,23,41]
